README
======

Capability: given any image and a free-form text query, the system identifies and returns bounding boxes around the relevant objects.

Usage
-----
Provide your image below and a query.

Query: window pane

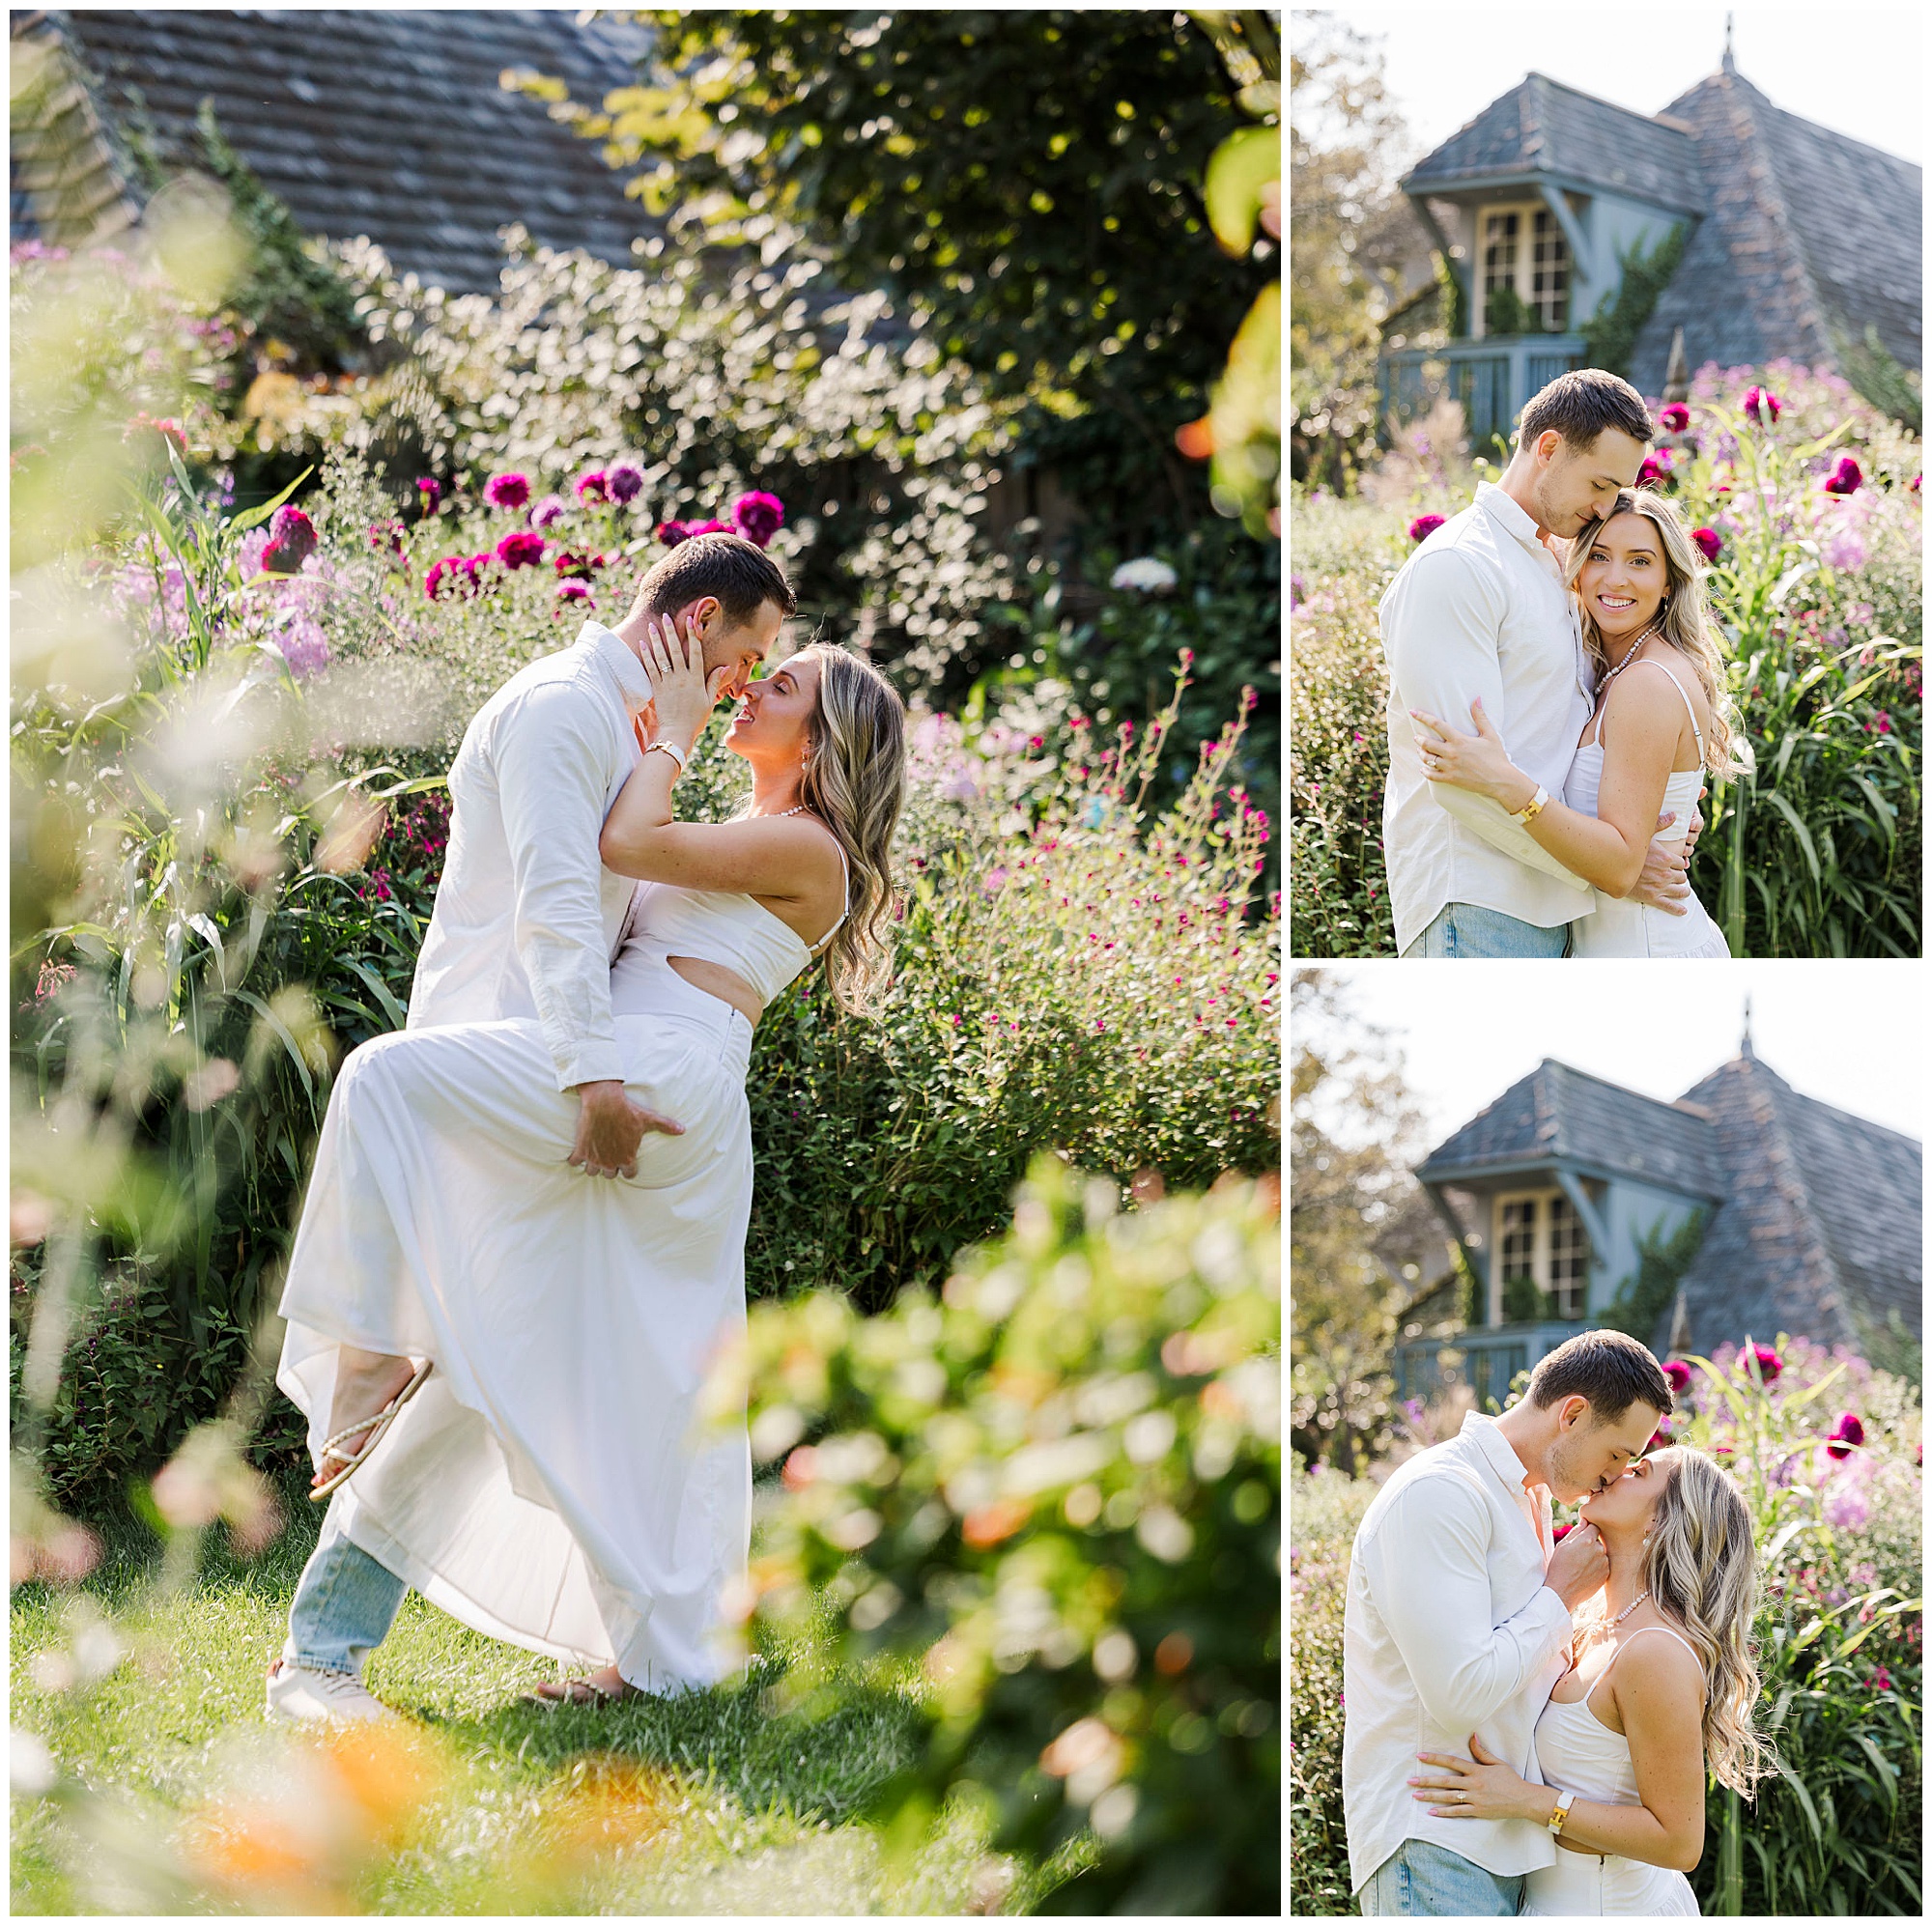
[1483,211,1520,296]
[1500,1198,1536,1282]
[1549,1194,1588,1318]
[1531,209,1570,331]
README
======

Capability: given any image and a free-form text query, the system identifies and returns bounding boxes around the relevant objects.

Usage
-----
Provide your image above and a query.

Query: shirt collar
[1475,479,1557,562]
[577,619,654,714]
[1461,1409,1538,1498]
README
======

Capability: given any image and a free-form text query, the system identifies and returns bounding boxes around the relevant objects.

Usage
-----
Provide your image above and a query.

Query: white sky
[1293,6,1926,167]
[1298,961,1927,1150]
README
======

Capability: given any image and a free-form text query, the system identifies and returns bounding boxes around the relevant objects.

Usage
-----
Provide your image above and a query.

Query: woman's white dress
[1520,1626,1701,1916]
[275,862,843,1692]
[1565,659,1729,958]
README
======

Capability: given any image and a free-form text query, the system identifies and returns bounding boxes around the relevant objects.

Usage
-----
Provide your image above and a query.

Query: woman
[1410,490,1747,956]
[1409,1447,1766,1915]
[270,617,906,1709]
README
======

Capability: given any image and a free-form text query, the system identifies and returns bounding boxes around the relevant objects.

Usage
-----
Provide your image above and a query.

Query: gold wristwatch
[1512,783,1550,826]
[1547,1788,1576,1837]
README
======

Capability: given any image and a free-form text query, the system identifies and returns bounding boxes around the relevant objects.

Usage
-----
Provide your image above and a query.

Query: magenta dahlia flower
[553,550,606,581]
[575,470,610,503]
[1658,403,1690,434]
[656,521,692,547]
[1744,386,1782,424]
[557,580,593,606]
[1407,513,1445,543]
[484,472,531,511]
[1745,1343,1783,1384]
[496,529,546,570]
[368,518,407,557]
[1825,1412,1865,1460]
[606,462,644,505]
[731,490,785,547]
[1690,526,1722,563]
[260,506,319,575]
[414,476,442,516]
[1824,456,1863,496]
[1662,1359,1693,1394]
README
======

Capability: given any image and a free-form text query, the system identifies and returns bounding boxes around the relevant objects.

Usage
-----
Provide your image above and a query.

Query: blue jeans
[1359,1839,1524,1916]
[1402,902,1570,958]
[284,1504,409,1679]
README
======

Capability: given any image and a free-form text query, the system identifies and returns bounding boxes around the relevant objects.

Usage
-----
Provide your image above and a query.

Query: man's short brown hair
[635,532,796,624]
[1516,369,1654,455]
[1526,1328,1673,1425]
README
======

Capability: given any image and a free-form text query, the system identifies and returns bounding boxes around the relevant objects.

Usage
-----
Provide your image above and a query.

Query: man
[1343,1331,1673,1915]
[1380,370,1700,957]
[264,531,794,1722]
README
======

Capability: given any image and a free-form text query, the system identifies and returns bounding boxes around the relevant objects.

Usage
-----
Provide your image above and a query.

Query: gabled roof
[14,9,656,294]
[1402,72,1706,215]
[1417,1059,1724,1201]
[1664,1053,1922,1357]
[1627,66,1920,390]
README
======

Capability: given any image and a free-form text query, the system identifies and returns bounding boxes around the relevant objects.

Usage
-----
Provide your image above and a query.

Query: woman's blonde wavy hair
[1561,490,1752,779]
[785,643,907,1015]
[1639,1447,1768,1797]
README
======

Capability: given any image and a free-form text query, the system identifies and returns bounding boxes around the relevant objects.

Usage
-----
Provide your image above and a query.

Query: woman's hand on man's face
[641,614,733,748]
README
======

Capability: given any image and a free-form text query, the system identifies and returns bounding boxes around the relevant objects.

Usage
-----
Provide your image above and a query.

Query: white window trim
[1473,201,1570,339]
[1490,1189,1589,1322]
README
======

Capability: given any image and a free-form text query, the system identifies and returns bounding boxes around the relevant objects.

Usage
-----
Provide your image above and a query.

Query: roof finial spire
[1722,12,1736,73]
[1741,995,1753,1058]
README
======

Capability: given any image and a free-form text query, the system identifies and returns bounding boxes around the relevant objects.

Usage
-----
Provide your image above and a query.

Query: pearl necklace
[1579,1587,1650,1652]
[1601,617,1662,687]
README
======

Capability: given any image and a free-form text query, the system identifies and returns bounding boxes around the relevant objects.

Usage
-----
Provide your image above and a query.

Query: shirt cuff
[554,1043,627,1092]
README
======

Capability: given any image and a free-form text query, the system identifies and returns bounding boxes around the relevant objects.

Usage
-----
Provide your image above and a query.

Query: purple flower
[1826,1412,1866,1460]
[1744,386,1782,424]
[483,471,531,511]
[556,580,593,610]
[606,462,644,505]
[1659,403,1690,434]
[1662,1359,1693,1394]
[656,520,692,547]
[1690,527,1722,563]
[276,615,330,681]
[731,490,785,547]
[1824,456,1863,496]
[1746,1343,1783,1385]
[1407,513,1445,543]
[496,529,546,570]
[530,494,567,528]
[575,469,610,503]
[260,506,318,575]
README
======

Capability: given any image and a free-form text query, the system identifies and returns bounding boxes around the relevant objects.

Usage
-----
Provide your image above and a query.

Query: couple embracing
[1344,1331,1765,1916]
[1381,369,1748,958]
[263,531,908,1717]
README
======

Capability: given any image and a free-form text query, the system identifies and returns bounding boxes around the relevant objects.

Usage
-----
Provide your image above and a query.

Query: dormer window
[1476,204,1570,335]
[1492,1190,1588,1321]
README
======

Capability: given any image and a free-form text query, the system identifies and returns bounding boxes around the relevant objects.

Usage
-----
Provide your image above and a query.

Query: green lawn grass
[12,1473,1094,1914]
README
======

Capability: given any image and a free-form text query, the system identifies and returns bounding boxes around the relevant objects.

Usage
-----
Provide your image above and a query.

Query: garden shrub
[718,1154,1280,1915]
[1290,363,1922,956]
[1286,1337,1923,1916]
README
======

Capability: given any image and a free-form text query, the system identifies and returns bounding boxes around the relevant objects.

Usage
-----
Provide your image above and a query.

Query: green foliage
[1499,1268,1553,1325]
[554,8,1268,529]
[1290,363,1923,956]
[1578,222,1690,379]
[1289,1340,1923,1916]
[1598,1210,1710,1345]
[1482,282,1535,340]
[729,1157,1281,1915]
[1839,324,1923,436]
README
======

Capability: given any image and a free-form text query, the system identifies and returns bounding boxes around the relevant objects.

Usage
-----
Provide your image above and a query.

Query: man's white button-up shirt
[1378,481,1597,953]
[408,621,652,1090]
[1341,1411,1575,1894]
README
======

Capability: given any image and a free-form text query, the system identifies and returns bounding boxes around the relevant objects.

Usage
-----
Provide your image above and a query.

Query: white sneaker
[264,1657,396,1723]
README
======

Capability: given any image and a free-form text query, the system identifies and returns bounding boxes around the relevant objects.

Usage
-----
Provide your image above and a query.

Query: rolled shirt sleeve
[1359,1475,1575,1740]
[495,682,625,1091]
[1384,549,1593,892]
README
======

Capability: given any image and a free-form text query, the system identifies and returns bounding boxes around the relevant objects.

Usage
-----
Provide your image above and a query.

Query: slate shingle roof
[1416,1059,1725,1200]
[1402,72,1706,216]
[1631,65,1923,391]
[1662,1053,1923,1357]
[15,9,657,293]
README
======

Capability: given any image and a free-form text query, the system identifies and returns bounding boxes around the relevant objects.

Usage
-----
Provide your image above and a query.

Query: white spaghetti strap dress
[275,854,846,1692]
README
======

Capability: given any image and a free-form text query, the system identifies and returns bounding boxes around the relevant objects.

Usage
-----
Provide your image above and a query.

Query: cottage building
[1394,1036,1921,1408]
[1378,41,1923,442]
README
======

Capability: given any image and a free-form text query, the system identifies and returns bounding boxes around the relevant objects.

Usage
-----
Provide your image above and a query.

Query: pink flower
[656,520,692,547]
[414,476,442,516]
[368,517,407,556]
[731,490,785,547]
[483,471,531,511]
[1690,527,1722,563]
[1646,1421,1672,1452]
[425,553,482,601]
[530,494,567,528]
[554,550,606,581]
[1552,1521,1574,1543]
[1407,513,1445,543]
[1824,456,1863,496]
[260,506,318,574]
[1659,403,1690,433]
[607,462,644,504]
[575,469,610,502]
[1744,386,1782,424]
[1825,1412,1865,1460]
[495,529,546,570]
[1662,1359,1693,1394]
[556,580,593,610]
[1745,1343,1782,1384]
[1873,711,1892,734]
[1636,451,1672,488]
